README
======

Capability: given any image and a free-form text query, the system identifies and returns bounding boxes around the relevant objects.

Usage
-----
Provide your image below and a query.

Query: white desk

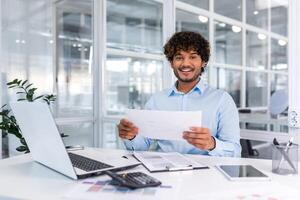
[0,148,300,200]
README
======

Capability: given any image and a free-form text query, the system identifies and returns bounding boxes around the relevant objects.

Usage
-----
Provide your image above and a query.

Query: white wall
[0,0,3,159]
[288,0,300,140]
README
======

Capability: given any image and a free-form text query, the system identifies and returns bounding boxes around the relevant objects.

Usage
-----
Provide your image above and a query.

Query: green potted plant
[0,79,56,153]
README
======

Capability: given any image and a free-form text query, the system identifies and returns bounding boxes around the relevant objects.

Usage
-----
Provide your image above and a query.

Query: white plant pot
[0,133,2,159]
[8,134,23,157]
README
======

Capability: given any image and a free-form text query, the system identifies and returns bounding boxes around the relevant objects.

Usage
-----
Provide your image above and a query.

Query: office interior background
[0,0,289,158]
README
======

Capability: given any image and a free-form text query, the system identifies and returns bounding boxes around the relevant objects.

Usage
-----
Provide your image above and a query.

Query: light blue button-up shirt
[123,80,241,157]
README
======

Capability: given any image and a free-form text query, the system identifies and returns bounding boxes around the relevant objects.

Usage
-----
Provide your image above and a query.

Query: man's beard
[173,68,201,83]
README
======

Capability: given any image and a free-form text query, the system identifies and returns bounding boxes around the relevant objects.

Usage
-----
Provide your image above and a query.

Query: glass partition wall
[0,0,288,156]
[176,0,288,133]
[104,0,163,148]
[54,0,94,147]
[0,0,94,156]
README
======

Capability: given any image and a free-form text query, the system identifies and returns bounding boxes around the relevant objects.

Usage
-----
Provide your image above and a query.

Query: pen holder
[272,143,298,175]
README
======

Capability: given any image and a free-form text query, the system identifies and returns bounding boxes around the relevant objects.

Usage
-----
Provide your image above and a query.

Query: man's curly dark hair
[163,31,210,73]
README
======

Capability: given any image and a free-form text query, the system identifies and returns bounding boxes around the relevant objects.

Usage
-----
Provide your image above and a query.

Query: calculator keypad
[106,171,161,189]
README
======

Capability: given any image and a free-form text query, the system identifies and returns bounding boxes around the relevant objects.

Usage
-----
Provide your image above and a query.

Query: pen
[130,146,135,155]
[276,137,294,172]
[278,148,297,172]
[166,165,193,171]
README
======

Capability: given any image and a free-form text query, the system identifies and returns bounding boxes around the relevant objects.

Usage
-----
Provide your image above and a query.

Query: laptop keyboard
[69,152,113,172]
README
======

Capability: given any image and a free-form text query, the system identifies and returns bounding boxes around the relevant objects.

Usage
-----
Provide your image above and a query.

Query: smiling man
[118,31,241,157]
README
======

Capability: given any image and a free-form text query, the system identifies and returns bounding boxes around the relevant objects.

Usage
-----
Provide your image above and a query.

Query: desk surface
[1,148,300,200]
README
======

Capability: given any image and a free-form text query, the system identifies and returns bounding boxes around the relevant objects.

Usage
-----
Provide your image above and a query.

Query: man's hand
[117,119,139,140]
[182,127,216,151]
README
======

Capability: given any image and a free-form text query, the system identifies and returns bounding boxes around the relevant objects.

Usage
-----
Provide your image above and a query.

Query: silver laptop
[10,102,140,180]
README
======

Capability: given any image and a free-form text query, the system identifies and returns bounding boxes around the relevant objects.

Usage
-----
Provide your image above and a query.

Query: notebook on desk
[133,151,209,172]
[10,102,140,180]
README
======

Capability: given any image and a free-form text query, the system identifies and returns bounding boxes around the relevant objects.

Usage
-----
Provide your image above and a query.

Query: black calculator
[105,171,161,189]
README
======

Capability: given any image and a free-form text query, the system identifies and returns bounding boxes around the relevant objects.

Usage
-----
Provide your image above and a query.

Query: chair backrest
[269,90,288,116]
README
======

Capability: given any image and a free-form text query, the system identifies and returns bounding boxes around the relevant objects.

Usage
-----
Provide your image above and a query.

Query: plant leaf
[20,138,27,145]
[21,80,28,86]
[6,82,15,86]
[7,79,18,85]
[28,88,37,93]
[33,95,43,101]
[25,83,33,89]
[16,145,28,152]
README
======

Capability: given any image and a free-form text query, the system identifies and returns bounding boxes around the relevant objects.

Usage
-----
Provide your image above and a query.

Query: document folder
[133,151,209,172]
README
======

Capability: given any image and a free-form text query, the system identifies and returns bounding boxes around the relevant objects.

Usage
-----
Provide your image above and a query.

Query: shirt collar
[167,79,207,96]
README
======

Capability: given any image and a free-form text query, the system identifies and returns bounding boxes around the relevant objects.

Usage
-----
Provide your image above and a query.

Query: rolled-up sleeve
[123,135,152,151]
[208,92,241,157]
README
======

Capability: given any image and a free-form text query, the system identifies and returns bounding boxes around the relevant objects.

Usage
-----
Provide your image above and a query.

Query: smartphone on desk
[216,165,270,181]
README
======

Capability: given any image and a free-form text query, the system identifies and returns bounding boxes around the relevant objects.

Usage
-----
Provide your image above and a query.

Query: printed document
[133,151,208,172]
[125,109,202,140]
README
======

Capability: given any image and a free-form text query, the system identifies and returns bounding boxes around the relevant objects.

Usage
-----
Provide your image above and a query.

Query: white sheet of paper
[125,109,202,140]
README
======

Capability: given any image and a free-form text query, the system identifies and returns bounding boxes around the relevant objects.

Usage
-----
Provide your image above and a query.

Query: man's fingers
[183,131,210,139]
[120,132,137,140]
[186,140,205,149]
[184,135,215,150]
[119,131,137,136]
[120,118,134,126]
[182,127,215,151]
[118,123,138,140]
[119,129,138,136]
[185,137,208,144]
[119,125,136,132]
[185,138,208,149]
[189,127,209,133]
[183,133,210,147]
[118,119,138,140]
[120,134,133,140]
[183,132,205,138]
[118,122,137,131]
